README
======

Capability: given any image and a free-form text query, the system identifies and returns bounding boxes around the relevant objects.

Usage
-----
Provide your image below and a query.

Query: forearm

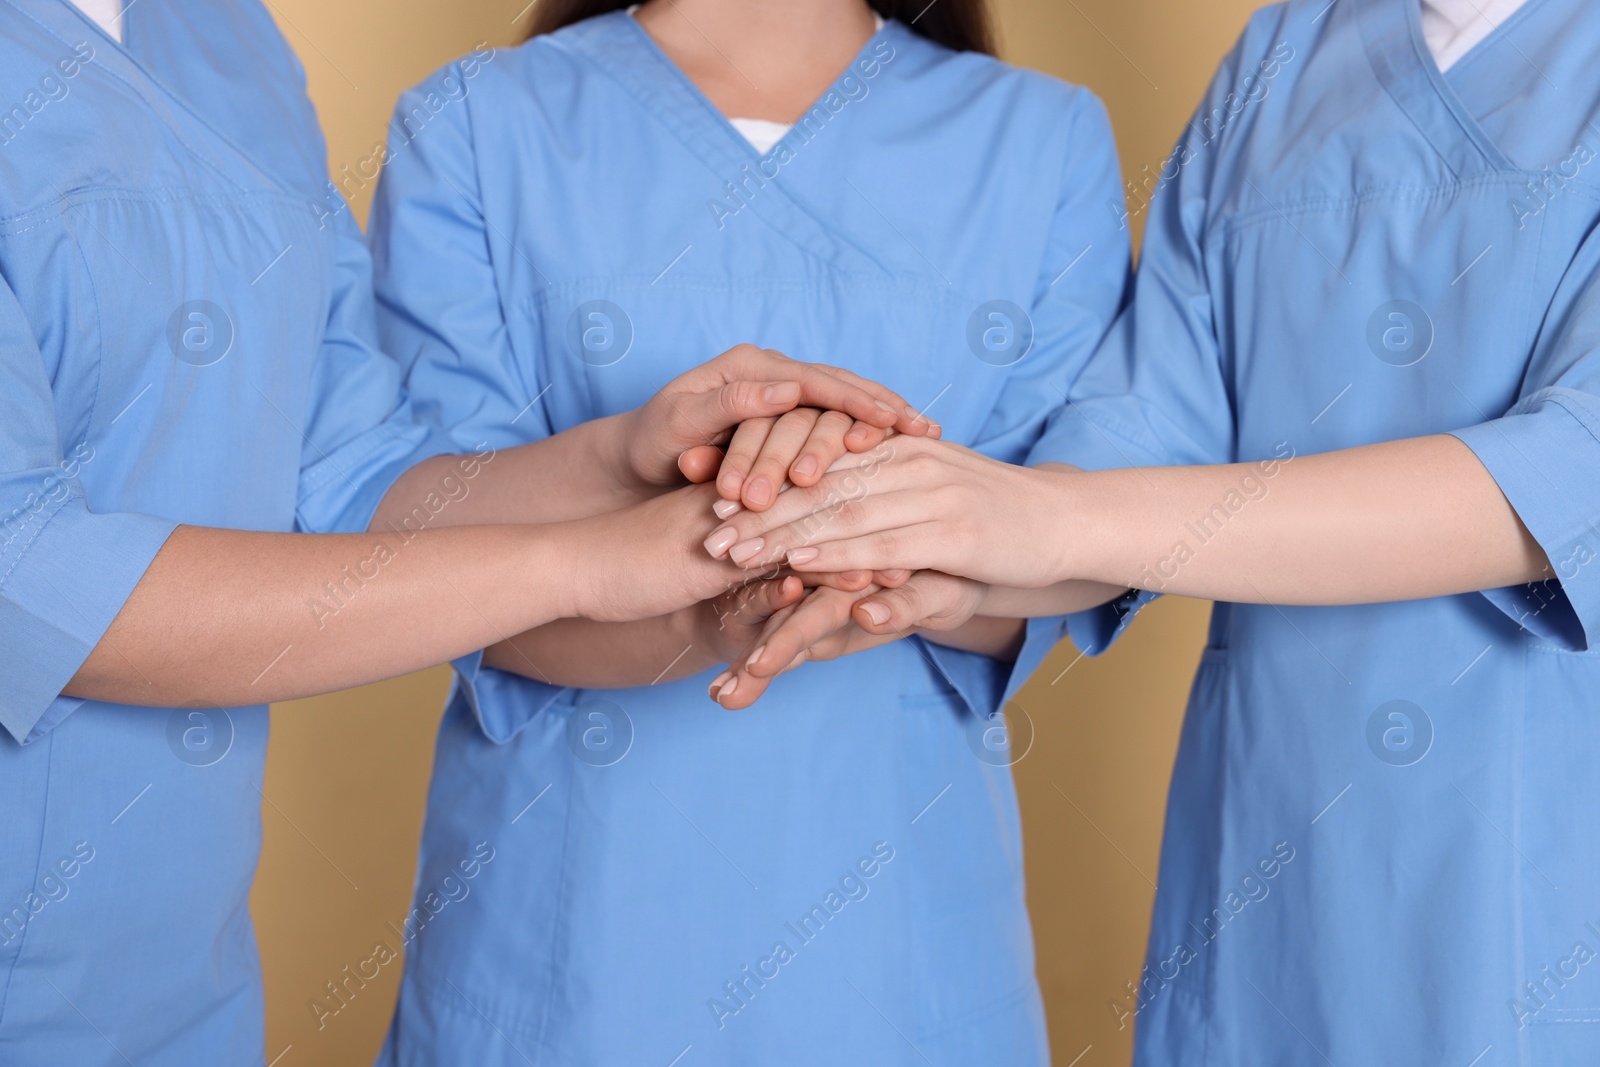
[66,523,577,708]
[373,413,649,531]
[1061,434,1548,604]
[920,616,1027,661]
[484,611,721,688]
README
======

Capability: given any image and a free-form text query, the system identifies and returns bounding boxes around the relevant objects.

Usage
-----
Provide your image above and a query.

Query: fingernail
[708,670,732,697]
[841,570,870,585]
[719,676,739,700]
[729,538,764,564]
[862,602,891,625]
[875,400,897,415]
[703,527,738,556]
[748,645,766,669]
[904,405,924,423]
[720,469,745,495]
[745,477,773,507]
[928,423,942,438]
[879,569,908,581]
[792,455,819,479]
[846,426,870,445]
[786,547,819,566]
[713,498,742,520]
[764,382,800,405]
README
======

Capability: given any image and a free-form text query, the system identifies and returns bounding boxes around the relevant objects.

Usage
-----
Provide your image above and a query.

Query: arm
[66,484,744,708]
[703,434,1548,606]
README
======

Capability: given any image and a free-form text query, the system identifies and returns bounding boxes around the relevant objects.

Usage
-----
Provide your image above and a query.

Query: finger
[790,361,942,438]
[729,574,804,625]
[777,525,945,577]
[873,569,911,588]
[701,448,908,558]
[798,570,876,592]
[720,491,936,572]
[744,408,820,510]
[716,418,773,500]
[853,571,983,635]
[790,410,854,486]
[678,444,724,483]
[842,420,889,454]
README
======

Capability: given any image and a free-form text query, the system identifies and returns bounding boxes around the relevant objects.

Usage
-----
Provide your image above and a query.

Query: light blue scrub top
[0,2,451,1062]
[1026,0,1600,1063]
[369,15,1129,1066]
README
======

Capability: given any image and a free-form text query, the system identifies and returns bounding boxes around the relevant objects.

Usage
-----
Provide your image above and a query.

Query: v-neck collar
[24,0,304,201]
[571,11,900,170]
[1356,0,1517,178]
[560,11,912,276]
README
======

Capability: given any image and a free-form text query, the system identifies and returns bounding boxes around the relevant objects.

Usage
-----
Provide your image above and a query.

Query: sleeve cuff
[1065,588,1158,658]
[1451,395,1600,650]
[1027,401,1167,473]
[449,649,573,744]
[0,499,178,744]
[297,422,460,535]
[918,638,1008,720]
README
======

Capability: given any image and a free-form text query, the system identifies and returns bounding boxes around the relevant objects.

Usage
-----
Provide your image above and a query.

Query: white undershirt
[69,0,123,41]
[626,4,883,154]
[1420,0,1530,71]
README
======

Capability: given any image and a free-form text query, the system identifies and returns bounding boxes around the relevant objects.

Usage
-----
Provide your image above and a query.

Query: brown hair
[523,0,996,56]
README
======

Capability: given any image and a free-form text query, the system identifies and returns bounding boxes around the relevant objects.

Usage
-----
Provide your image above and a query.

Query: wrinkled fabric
[369,14,1129,1065]
[0,2,452,1062]
[1031,0,1600,1062]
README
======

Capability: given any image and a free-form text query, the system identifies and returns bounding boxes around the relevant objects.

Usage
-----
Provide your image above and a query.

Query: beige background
[252,2,1260,1064]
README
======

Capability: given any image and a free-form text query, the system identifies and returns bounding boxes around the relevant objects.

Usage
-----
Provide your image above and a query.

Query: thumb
[678,445,724,483]
[852,584,924,635]
[696,379,801,431]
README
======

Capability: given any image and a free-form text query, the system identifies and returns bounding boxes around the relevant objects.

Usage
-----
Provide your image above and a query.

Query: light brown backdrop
[253,2,1261,1064]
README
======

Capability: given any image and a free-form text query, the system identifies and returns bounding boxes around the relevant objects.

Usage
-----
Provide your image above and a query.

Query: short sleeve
[1451,227,1600,649]
[292,198,460,535]
[923,89,1134,713]
[1023,36,1253,661]
[370,67,566,739]
[0,278,178,743]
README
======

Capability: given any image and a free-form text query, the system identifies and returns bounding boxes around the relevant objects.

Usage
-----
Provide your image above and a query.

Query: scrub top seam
[1214,174,1600,240]
[0,732,55,1031]
[0,187,318,235]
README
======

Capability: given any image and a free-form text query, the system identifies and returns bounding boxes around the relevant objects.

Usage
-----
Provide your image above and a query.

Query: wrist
[1021,466,1089,585]
[592,410,656,497]
[524,521,584,621]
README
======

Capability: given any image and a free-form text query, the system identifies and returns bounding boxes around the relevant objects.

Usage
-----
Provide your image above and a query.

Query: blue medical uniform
[0,2,451,1062]
[369,15,1128,1066]
[1025,0,1600,1062]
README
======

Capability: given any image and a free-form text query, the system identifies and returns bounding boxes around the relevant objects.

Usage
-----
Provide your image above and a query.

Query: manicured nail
[878,569,908,581]
[861,602,891,625]
[720,468,744,495]
[729,538,764,564]
[841,570,871,585]
[904,405,923,423]
[928,423,942,439]
[786,547,819,566]
[718,676,739,700]
[792,455,819,479]
[713,498,742,520]
[764,382,800,405]
[846,426,871,445]
[708,670,732,697]
[875,400,897,416]
[744,476,773,507]
[748,645,766,669]
[703,527,738,556]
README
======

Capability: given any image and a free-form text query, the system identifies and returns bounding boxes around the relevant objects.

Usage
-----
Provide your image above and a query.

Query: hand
[564,483,754,622]
[699,436,1072,589]
[694,574,806,665]
[702,408,942,513]
[618,343,939,491]
[708,571,989,710]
